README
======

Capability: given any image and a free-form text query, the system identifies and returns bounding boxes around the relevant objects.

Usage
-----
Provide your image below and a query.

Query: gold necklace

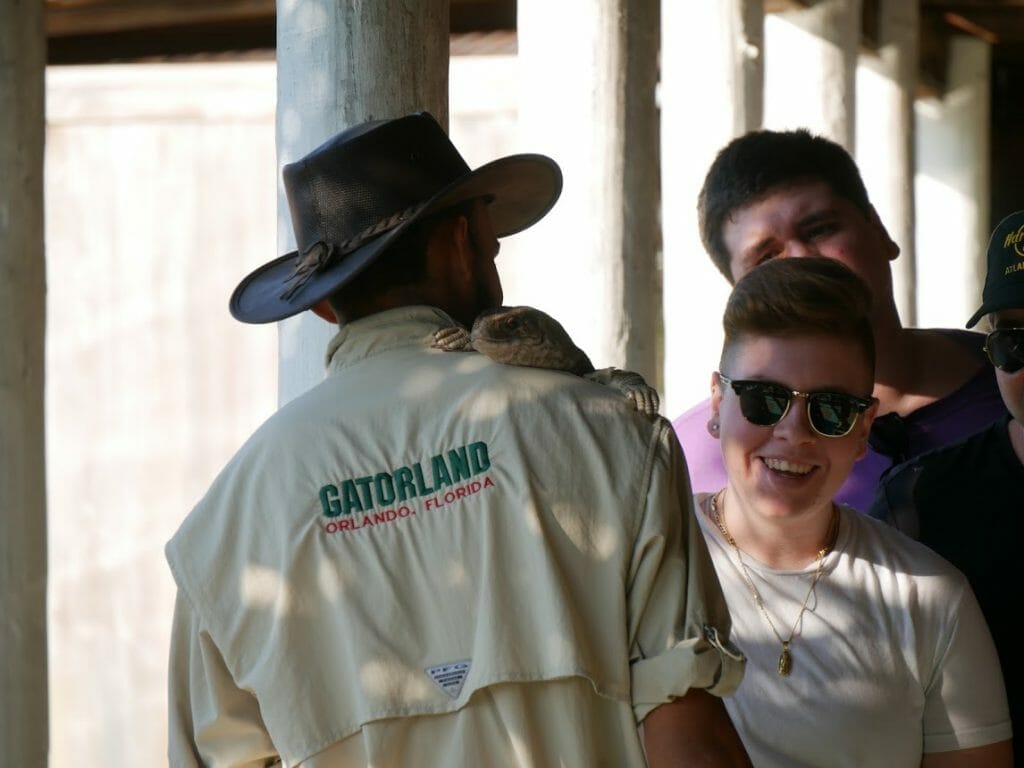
[710,492,837,677]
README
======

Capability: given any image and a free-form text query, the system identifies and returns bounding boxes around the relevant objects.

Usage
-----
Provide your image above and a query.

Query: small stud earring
[707,419,720,436]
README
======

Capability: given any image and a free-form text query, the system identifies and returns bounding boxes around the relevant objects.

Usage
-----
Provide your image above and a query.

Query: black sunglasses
[717,373,875,438]
[984,328,1024,374]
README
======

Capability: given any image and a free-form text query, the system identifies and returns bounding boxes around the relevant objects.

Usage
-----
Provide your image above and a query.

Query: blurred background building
[2,0,1022,764]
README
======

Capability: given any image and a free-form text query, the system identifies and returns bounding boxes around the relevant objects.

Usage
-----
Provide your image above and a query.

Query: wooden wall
[45,60,278,766]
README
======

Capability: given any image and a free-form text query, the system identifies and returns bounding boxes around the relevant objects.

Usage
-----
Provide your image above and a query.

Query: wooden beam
[765,0,814,12]
[919,7,958,95]
[46,0,274,37]
[942,10,999,42]
[922,0,1024,7]
[450,0,515,32]
[48,0,519,37]
[47,20,275,64]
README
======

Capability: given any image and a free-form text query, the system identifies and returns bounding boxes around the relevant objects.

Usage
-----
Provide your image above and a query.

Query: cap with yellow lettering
[967,210,1024,328]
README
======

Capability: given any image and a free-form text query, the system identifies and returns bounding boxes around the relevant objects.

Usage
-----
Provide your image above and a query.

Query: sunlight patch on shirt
[398,366,446,399]
[317,560,347,601]
[471,370,570,419]
[241,565,292,616]
[360,659,432,702]
[445,560,470,589]
[522,503,543,537]
[550,503,619,560]
[544,629,575,662]
[452,354,491,375]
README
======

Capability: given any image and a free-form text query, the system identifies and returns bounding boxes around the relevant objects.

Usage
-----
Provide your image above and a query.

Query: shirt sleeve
[922,577,1012,753]
[627,422,745,723]
[168,591,280,768]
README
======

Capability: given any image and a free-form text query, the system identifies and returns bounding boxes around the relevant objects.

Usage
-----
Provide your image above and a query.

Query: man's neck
[716,489,837,570]
[870,310,983,417]
[1008,419,1024,465]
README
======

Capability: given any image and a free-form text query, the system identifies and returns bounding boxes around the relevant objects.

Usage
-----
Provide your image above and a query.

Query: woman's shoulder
[838,505,970,590]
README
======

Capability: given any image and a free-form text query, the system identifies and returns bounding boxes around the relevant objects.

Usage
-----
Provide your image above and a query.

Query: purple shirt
[672,331,1007,513]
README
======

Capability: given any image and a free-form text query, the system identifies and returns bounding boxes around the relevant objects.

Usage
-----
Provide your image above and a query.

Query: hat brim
[966,304,990,329]
[230,153,562,324]
[966,283,1024,328]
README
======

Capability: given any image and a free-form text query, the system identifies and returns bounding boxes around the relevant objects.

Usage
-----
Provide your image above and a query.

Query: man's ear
[432,212,475,286]
[311,299,338,324]
[853,398,880,461]
[708,371,725,439]
[867,204,900,261]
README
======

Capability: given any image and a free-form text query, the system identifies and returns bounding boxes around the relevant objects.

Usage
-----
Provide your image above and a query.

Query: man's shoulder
[905,332,1004,430]
[846,506,966,570]
[929,326,987,348]
[473,356,666,423]
[884,419,1004,484]
[873,421,1007,530]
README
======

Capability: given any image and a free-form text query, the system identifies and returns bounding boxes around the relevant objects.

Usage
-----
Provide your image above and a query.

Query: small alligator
[432,305,660,417]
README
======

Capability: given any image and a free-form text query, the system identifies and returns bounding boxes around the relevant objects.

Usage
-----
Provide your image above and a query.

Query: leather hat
[967,210,1024,327]
[230,112,562,324]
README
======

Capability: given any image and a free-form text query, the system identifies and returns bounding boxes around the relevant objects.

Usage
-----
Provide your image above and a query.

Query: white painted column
[660,0,763,416]
[856,0,919,326]
[514,0,661,389]
[765,0,861,149]
[915,36,991,329]
[275,0,450,405]
[0,0,48,763]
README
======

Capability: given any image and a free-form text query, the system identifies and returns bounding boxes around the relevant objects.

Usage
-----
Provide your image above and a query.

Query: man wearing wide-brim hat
[872,209,1024,766]
[165,112,749,767]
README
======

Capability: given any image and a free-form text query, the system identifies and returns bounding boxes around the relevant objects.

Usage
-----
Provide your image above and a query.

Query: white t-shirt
[695,492,1010,767]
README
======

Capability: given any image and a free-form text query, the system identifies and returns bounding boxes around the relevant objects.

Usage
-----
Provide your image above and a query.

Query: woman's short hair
[721,256,875,377]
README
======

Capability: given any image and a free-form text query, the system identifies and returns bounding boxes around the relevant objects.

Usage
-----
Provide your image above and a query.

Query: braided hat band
[278,202,423,301]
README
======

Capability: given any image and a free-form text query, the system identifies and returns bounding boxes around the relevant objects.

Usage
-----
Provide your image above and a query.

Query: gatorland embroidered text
[320,441,496,534]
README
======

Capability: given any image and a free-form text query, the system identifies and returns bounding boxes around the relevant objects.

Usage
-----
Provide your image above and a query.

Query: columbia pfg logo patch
[426,659,471,699]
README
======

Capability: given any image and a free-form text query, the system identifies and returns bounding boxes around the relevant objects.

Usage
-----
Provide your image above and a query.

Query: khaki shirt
[166,306,743,767]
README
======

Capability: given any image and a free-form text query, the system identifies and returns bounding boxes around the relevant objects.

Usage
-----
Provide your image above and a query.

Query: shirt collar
[325,305,458,372]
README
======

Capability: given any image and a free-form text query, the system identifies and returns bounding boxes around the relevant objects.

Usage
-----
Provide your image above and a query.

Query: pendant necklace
[710,491,837,677]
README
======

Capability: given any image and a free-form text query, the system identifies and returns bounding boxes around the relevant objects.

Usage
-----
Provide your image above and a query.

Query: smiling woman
[697,257,1013,768]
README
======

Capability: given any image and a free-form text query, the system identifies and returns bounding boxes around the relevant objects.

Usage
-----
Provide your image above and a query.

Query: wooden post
[765,0,861,149]
[516,0,661,389]
[274,0,450,406]
[915,37,991,328]
[857,0,919,326]
[661,0,764,415]
[0,0,48,762]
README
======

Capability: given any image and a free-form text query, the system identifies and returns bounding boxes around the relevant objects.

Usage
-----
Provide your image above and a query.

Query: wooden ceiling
[45,0,1024,92]
[44,0,514,63]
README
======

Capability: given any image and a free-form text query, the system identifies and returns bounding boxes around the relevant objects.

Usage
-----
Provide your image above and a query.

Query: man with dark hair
[674,128,1006,512]
[871,210,1024,765]
[166,113,750,766]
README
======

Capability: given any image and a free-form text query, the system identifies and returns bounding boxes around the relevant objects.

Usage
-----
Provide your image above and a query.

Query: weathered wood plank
[0,0,48,763]
[47,0,275,37]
